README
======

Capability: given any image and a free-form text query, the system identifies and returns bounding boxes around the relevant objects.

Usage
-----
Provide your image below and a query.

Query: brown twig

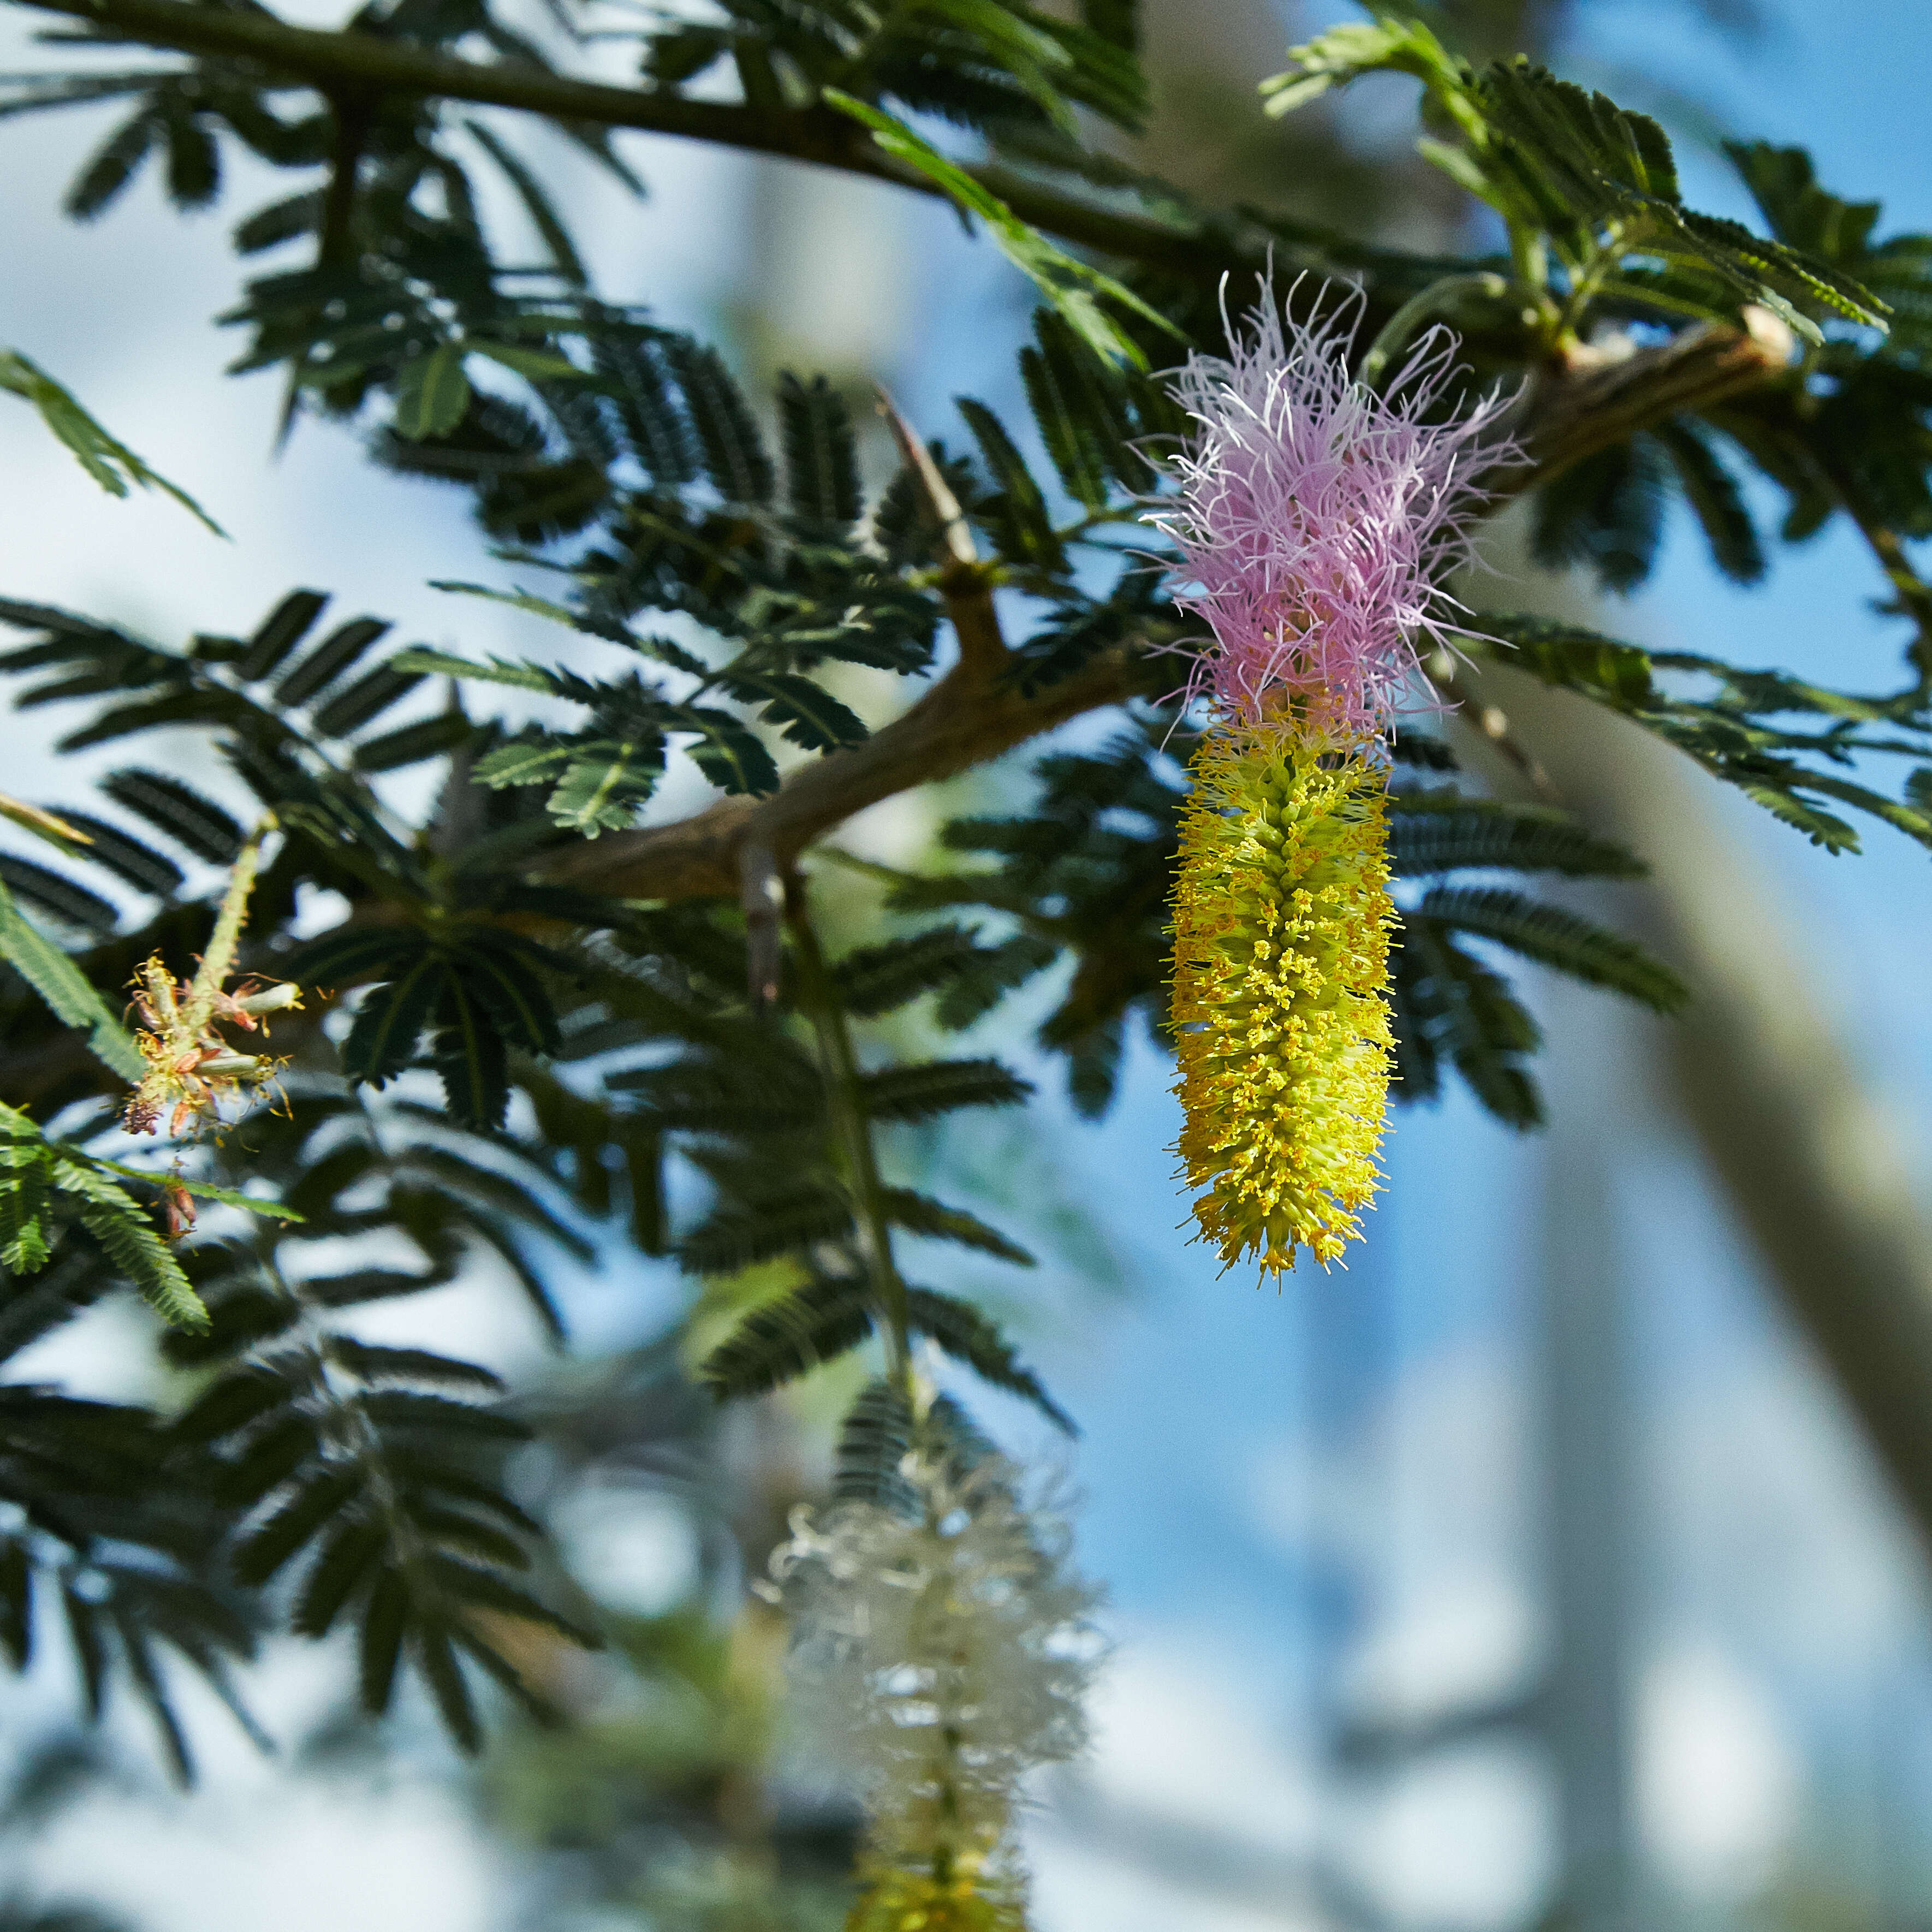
[877,389,978,574]
[16,0,1222,276]
[1493,307,1797,485]
[875,387,1008,675]
[540,328,1792,904]
[538,630,1136,902]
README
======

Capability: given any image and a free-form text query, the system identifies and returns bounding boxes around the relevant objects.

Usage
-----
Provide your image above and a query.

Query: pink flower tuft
[1150,280,1517,740]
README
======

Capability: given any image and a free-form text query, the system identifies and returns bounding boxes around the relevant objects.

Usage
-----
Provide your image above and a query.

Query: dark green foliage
[661,338,773,506]
[235,590,328,682]
[0,1106,213,1328]
[831,924,990,1017]
[858,1057,1032,1122]
[0,1236,255,1778]
[677,1185,855,1279]
[901,1288,1074,1435]
[150,1086,605,1742]
[0,858,116,936]
[833,1379,916,1514]
[40,812,183,898]
[698,1276,874,1397]
[1414,886,1687,1013]
[1652,419,1766,586]
[1393,920,1544,1128]
[1387,795,1646,879]
[1471,613,1932,855]
[699,1276,1073,1432]
[1530,436,1669,592]
[777,373,861,530]
[958,396,1064,573]
[1018,310,1148,508]
[274,617,391,708]
[99,771,245,863]
[883,1187,1037,1267]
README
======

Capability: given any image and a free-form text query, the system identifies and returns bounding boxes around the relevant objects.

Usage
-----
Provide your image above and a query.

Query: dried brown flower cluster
[122,820,299,1139]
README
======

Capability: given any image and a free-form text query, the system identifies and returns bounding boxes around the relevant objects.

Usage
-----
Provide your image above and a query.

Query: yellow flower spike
[1171,722,1397,1277]
[845,1857,1029,1932]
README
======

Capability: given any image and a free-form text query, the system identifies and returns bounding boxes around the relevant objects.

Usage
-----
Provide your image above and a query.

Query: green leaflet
[857,1057,1033,1122]
[881,1187,1037,1267]
[1416,885,1689,1014]
[1395,921,1544,1130]
[0,348,224,532]
[392,342,473,441]
[102,768,246,863]
[777,372,861,528]
[830,924,990,1017]
[1387,792,1648,879]
[1471,611,1932,855]
[903,1288,1075,1436]
[832,1378,917,1514]
[542,740,664,833]
[822,91,1175,369]
[390,646,560,693]
[698,1275,875,1396]
[45,1152,207,1329]
[0,877,142,1078]
[1262,17,1473,122]
[1263,30,1887,345]
[0,1104,312,1326]
[699,1278,1074,1433]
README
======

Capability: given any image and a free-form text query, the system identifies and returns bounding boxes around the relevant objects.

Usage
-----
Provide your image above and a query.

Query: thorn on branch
[876,387,977,573]
[875,388,1007,673]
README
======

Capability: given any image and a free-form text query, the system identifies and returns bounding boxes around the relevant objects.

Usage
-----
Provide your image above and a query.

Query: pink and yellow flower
[1156,283,1509,1276]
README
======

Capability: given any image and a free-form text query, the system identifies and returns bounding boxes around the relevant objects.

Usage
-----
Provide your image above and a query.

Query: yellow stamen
[1171,723,1396,1276]
[845,1856,1027,1932]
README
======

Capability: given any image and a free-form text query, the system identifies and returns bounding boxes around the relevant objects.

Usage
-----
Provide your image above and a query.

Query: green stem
[181,813,275,1031]
[783,878,912,1396]
[1551,220,1638,349]
[1509,223,1549,299]
[1799,443,1932,702]
[1358,270,1511,388]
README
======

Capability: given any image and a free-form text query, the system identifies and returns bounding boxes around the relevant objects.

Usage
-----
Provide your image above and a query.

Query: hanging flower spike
[769,1425,1103,1932]
[1172,726,1395,1273]
[1154,282,1512,1277]
[123,816,301,1138]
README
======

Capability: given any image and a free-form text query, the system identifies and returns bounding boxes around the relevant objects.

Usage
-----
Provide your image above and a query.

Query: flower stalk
[784,879,913,1397]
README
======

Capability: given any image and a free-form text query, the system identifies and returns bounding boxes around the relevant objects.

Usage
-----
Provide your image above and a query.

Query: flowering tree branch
[538,313,1798,906]
[9,0,1216,274]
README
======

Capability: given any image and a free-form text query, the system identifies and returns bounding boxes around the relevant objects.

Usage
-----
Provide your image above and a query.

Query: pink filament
[1150,280,1517,739]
